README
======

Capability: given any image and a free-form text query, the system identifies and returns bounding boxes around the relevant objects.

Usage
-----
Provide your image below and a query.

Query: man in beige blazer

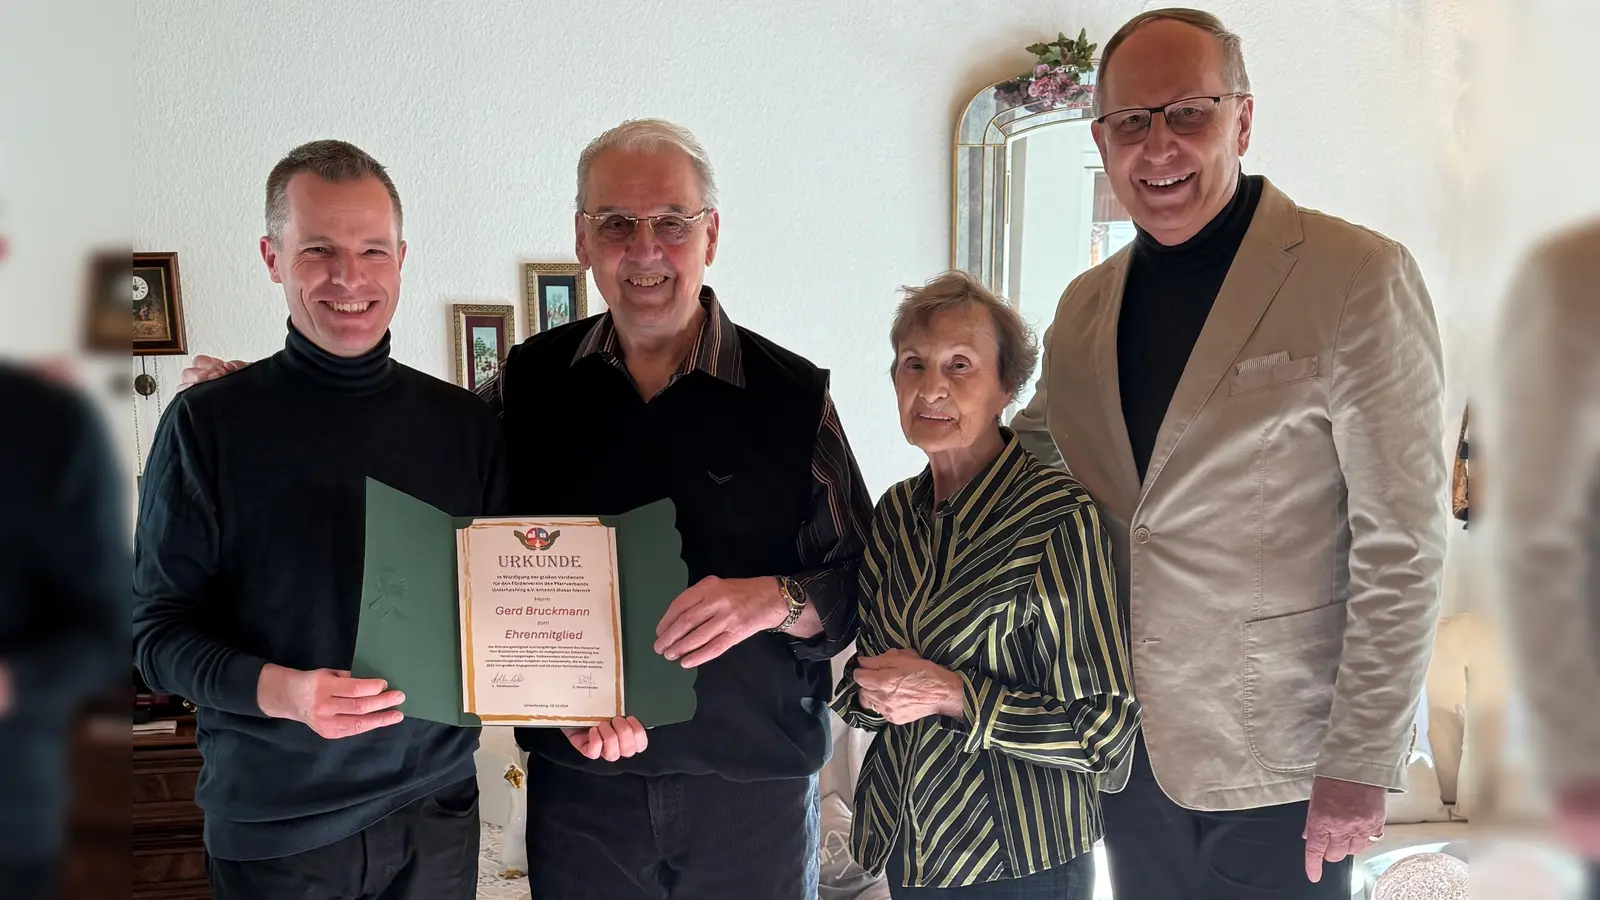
[1485,219,1600,896]
[1011,9,1448,899]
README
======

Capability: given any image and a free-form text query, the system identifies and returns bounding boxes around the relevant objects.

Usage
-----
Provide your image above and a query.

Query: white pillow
[818,792,892,900]
[1425,615,1472,803]
[1412,687,1434,759]
[1386,748,1451,824]
[1450,701,1473,820]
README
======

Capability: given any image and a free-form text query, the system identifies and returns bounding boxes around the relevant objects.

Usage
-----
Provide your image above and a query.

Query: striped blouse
[830,430,1140,888]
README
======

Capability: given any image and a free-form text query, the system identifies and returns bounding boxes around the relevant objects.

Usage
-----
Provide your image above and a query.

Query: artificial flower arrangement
[993,29,1097,111]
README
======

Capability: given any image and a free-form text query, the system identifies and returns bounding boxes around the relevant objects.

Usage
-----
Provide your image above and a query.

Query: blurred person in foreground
[1485,217,1600,899]
[0,231,130,899]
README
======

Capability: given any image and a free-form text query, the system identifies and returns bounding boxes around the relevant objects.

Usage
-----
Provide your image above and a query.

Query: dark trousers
[1589,861,1600,900]
[884,849,1094,900]
[207,775,480,900]
[524,756,820,900]
[1101,737,1351,899]
[0,859,56,900]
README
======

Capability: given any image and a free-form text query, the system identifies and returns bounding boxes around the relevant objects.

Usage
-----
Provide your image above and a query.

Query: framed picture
[452,303,515,392]
[83,250,130,353]
[132,252,188,355]
[523,262,589,334]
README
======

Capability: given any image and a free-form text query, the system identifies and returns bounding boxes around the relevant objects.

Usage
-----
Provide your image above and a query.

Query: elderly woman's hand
[854,649,966,725]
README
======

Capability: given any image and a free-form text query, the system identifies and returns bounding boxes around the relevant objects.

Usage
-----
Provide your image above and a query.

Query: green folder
[351,477,697,728]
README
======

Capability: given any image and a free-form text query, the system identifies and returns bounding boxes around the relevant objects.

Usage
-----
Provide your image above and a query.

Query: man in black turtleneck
[1012,10,1446,900]
[133,140,505,900]
[1116,169,1262,480]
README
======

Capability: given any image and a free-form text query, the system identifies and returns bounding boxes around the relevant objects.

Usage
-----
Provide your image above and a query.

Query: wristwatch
[771,576,806,633]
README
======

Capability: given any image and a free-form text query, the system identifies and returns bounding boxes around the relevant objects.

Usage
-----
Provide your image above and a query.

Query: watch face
[132,274,149,303]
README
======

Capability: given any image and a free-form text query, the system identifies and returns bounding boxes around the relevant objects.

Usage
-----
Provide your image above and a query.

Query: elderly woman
[830,271,1140,899]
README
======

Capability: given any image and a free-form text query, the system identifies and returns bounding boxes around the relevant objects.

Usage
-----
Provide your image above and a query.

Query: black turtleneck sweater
[1119,172,1264,480]
[132,324,509,861]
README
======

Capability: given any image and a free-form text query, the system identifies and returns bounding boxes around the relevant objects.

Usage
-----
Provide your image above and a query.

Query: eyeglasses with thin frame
[1094,93,1249,145]
[579,208,713,245]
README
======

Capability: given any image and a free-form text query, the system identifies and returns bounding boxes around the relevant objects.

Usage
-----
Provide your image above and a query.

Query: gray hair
[265,140,402,245]
[575,119,719,212]
[1094,8,1251,117]
[889,270,1039,397]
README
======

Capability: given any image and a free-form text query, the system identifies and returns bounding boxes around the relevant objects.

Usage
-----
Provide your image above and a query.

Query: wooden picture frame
[523,262,589,334]
[452,303,515,392]
[84,250,130,353]
[132,252,188,355]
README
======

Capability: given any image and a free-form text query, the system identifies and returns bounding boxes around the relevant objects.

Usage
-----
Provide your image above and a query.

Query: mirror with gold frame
[952,68,1136,410]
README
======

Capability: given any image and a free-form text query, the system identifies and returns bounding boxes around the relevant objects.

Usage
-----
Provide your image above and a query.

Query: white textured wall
[133,0,1469,503]
[2,1,130,498]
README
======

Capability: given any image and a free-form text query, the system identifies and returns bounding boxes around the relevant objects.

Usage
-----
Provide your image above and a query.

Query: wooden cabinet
[129,720,209,900]
[57,713,131,900]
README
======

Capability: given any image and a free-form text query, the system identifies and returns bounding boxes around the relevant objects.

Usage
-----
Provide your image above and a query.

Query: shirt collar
[910,427,1029,539]
[572,285,745,389]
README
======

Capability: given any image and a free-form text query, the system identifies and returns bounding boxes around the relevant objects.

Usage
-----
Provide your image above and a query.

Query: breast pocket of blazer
[1228,353,1321,396]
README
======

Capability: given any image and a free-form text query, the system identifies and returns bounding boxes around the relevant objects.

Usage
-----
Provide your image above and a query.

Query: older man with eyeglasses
[1011,8,1448,899]
[480,118,872,900]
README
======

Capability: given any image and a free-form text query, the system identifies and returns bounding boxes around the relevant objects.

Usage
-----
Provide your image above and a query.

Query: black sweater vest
[500,317,832,780]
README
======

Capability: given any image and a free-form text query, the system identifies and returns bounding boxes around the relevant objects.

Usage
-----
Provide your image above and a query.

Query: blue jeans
[884,849,1094,899]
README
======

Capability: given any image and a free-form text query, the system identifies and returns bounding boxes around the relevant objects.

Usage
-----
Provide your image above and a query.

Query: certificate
[351,478,698,729]
[457,517,624,726]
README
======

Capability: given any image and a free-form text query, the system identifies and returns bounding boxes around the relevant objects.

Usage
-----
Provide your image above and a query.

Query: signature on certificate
[575,673,596,688]
[491,672,525,686]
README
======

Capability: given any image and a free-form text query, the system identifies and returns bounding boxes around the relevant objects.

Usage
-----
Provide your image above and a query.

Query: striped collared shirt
[830,430,1140,888]
[572,285,745,391]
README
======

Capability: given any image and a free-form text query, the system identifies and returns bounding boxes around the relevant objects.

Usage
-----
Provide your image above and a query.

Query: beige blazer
[1484,219,1600,793]
[1011,178,1448,811]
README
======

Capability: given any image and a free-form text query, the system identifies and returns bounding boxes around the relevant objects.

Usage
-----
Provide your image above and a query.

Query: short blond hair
[889,270,1038,396]
[1094,8,1251,117]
